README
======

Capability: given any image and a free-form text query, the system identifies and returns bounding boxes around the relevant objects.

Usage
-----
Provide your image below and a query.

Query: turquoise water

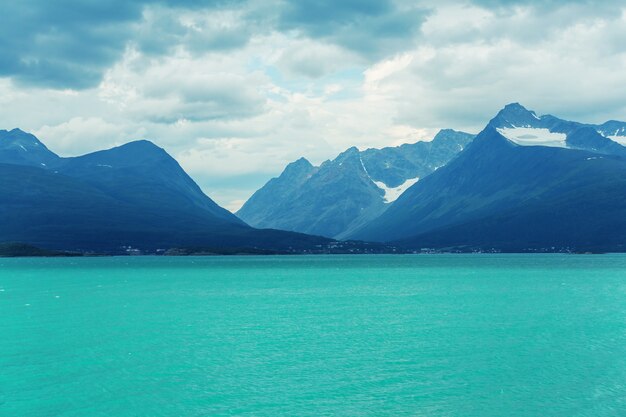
[1,255,626,416]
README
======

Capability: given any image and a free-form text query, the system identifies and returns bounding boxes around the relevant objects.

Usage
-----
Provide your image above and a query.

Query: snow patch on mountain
[359,156,370,175]
[599,127,626,136]
[359,155,419,202]
[497,127,567,148]
[608,136,626,146]
[373,177,419,203]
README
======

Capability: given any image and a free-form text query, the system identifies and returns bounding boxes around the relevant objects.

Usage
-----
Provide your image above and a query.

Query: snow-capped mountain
[597,121,626,144]
[489,103,626,153]
[348,104,626,251]
[236,129,474,238]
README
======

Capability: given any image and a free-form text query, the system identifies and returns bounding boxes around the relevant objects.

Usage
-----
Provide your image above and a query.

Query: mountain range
[348,104,626,251]
[0,129,335,254]
[2,102,626,254]
[237,129,474,238]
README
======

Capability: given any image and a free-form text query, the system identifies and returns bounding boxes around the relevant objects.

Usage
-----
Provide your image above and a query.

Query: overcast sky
[1,0,625,210]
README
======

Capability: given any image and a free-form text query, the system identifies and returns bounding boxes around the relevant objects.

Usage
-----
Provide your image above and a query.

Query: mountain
[236,157,318,227]
[0,132,334,253]
[565,127,626,157]
[58,140,240,223]
[597,120,626,142]
[237,129,474,238]
[490,103,626,153]
[240,146,385,239]
[349,125,626,252]
[0,128,60,167]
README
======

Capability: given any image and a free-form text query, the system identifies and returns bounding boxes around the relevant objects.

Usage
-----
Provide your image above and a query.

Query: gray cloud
[3,0,625,90]
[0,1,142,88]
[134,6,254,57]
[0,0,432,89]
[0,0,254,89]
[277,0,429,58]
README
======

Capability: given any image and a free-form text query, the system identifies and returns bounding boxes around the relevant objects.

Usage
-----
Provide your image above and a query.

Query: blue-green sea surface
[2,254,626,416]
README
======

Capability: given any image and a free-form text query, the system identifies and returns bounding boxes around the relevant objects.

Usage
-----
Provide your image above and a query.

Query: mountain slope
[236,157,318,227]
[0,128,60,167]
[565,127,626,157]
[0,132,332,253]
[359,129,472,187]
[349,126,626,251]
[57,140,241,223]
[597,120,626,144]
[241,146,386,238]
[237,129,474,238]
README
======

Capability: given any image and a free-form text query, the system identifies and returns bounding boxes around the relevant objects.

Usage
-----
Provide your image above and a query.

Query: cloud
[0,0,423,89]
[0,0,257,90]
[2,0,626,211]
[0,1,142,89]
[385,4,626,129]
[275,39,360,78]
[34,117,146,156]
[134,5,255,56]
[466,0,616,12]
[99,48,268,123]
[277,0,429,58]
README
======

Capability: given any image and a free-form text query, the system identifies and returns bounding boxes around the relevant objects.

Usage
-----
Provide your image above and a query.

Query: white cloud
[275,39,361,78]
[355,5,626,131]
[99,47,269,124]
[364,54,414,86]
[34,117,146,156]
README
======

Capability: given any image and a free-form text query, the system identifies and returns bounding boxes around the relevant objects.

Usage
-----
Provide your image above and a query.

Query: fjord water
[2,255,626,416]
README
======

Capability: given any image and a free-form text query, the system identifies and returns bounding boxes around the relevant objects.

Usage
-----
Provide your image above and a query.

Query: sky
[1,0,626,211]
